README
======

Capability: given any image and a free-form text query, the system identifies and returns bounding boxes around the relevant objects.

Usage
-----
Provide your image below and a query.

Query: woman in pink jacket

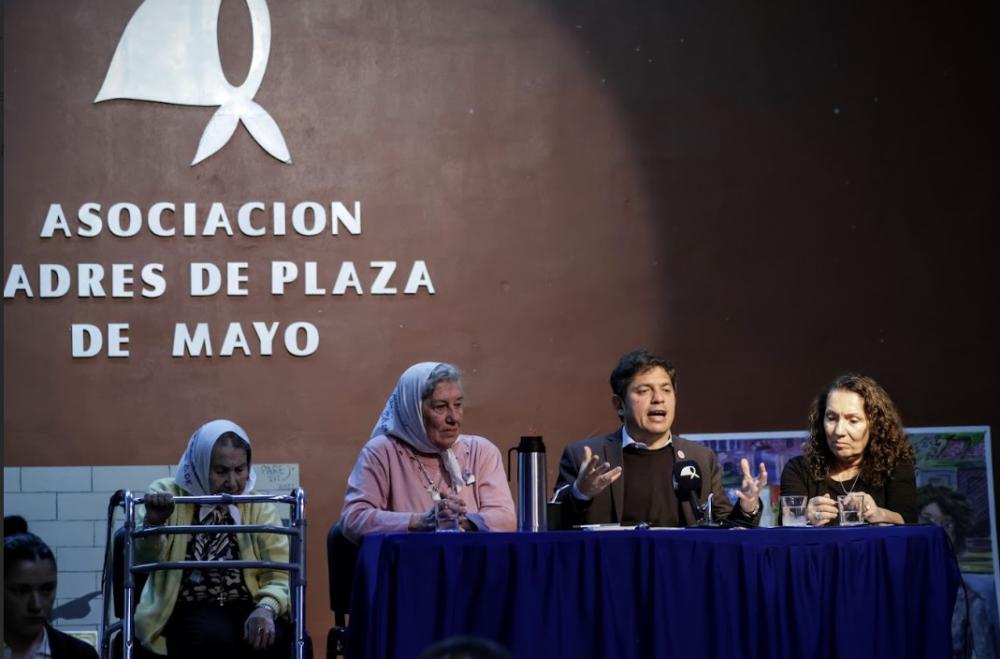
[339,362,516,543]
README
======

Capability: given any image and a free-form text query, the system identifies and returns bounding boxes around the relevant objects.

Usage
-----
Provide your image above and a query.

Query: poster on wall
[690,426,998,658]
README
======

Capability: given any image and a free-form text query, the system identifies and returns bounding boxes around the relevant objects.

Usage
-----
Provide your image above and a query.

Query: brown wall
[5,0,998,642]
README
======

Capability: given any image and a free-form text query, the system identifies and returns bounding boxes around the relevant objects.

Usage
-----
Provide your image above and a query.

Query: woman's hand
[434,495,466,529]
[409,509,436,531]
[408,495,467,531]
[806,494,838,526]
[856,492,904,525]
[243,605,277,649]
[143,492,175,527]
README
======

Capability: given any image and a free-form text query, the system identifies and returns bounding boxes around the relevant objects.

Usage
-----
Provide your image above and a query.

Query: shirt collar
[621,426,672,451]
[4,626,51,659]
[197,504,242,525]
[37,628,51,659]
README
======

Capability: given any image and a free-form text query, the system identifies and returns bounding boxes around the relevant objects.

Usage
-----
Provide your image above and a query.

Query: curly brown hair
[802,374,914,486]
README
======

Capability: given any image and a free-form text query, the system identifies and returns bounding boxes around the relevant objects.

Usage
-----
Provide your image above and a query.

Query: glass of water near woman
[432,495,465,532]
[779,494,865,527]
[780,496,809,526]
[837,493,865,526]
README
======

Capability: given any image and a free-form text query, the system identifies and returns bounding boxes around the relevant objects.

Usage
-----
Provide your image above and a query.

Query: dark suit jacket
[47,625,100,659]
[553,429,760,528]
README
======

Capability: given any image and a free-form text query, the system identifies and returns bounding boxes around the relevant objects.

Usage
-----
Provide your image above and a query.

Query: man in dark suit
[553,349,766,528]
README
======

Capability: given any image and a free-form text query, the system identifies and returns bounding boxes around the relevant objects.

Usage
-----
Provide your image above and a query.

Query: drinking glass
[780,495,808,526]
[838,493,864,526]
[434,499,463,532]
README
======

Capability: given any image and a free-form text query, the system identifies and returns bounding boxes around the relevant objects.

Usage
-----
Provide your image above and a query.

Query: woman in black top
[781,373,917,526]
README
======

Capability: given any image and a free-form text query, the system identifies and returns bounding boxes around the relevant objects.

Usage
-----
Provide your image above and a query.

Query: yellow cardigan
[133,478,291,655]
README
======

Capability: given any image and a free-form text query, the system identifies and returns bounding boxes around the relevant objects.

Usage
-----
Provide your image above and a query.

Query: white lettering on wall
[331,202,361,235]
[3,263,167,299]
[173,322,212,356]
[332,262,363,295]
[39,201,362,238]
[4,265,32,297]
[142,264,167,298]
[370,261,397,294]
[71,323,130,358]
[202,202,235,236]
[271,262,297,294]
[253,322,280,356]
[172,322,319,357]
[20,199,436,360]
[267,261,434,296]
[40,204,71,238]
[40,265,71,298]
[291,202,324,236]
[190,263,222,296]
[78,264,106,297]
[79,203,103,237]
[285,322,319,357]
[148,202,176,236]
[220,323,252,355]
[107,203,142,237]
[405,260,435,294]
[227,262,249,296]
[237,202,266,236]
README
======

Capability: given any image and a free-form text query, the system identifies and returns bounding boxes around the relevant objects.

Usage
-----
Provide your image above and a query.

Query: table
[347,526,959,659]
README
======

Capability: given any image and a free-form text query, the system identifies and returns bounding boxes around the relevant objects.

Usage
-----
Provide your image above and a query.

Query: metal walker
[99,489,307,659]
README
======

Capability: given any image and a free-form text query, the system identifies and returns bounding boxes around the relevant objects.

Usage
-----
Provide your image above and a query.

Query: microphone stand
[691,492,730,528]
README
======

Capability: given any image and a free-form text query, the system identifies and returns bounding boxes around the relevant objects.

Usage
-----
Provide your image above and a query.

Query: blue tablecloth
[347,526,959,659]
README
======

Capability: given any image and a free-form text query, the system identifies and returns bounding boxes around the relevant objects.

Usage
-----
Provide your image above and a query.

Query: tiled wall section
[3,463,301,637]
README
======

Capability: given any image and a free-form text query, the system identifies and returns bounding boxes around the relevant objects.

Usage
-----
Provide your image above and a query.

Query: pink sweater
[340,434,516,542]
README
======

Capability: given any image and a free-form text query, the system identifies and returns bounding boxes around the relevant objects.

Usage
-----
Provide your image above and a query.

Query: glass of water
[780,495,808,526]
[838,493,865,526]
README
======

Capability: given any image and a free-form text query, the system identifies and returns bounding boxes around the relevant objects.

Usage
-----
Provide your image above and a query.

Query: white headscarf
[175,419,257,521]
[372,362,467,494]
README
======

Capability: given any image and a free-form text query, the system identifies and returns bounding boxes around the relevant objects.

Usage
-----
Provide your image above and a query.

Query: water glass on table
[434,498,463,532]
[781,495,808,526]
[838,493,865,526]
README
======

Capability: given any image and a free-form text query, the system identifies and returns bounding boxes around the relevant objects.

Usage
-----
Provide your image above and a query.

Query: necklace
[409,450,444,501]
[834,471,861,496]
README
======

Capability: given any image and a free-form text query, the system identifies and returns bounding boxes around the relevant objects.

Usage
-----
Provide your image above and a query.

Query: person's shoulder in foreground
[46,625,101,659]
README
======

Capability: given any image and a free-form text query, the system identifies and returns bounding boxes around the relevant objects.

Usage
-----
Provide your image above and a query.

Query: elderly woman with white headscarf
[134,420,291,658]
[339,362,516,543]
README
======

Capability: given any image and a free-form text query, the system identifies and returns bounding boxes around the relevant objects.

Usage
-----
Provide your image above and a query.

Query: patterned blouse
[177,506,253,606]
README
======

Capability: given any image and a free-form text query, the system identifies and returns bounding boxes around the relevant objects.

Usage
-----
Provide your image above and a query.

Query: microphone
[672,460,705,523]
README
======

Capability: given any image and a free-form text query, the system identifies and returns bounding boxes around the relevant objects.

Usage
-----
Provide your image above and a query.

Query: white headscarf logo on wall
[94,0,291,166]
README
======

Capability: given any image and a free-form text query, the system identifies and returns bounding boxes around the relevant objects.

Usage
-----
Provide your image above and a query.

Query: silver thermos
[507,436,547,532]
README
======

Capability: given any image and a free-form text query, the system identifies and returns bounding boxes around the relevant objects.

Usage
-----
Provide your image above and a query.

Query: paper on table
[574,524,638,531]
[574,524,711,531]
